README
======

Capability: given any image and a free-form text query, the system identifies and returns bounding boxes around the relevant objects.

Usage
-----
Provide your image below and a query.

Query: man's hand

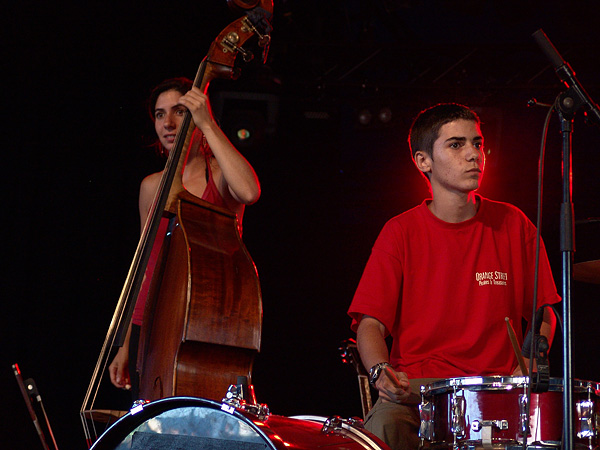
[357,316,411,403]
[375,365,411,403]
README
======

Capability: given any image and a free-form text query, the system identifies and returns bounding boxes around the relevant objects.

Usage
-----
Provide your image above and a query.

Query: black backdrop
[3,1,599,449]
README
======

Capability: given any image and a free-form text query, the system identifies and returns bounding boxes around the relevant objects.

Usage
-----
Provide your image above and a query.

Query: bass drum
[90,397,390,450]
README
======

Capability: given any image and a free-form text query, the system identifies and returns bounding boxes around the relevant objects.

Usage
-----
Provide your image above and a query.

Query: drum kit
[88,262,600,449]
[88,378,391,450]
[88,370,599,450]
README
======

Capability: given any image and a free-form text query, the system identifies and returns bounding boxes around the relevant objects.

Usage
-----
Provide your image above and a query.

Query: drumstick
[382,366,402,388]
[505,317,528,375]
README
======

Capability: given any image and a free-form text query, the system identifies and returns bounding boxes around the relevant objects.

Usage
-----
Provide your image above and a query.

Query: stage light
[237,128,251,141]
[358,109,372,126]
[378,107,392,124]
[211,91,279,151]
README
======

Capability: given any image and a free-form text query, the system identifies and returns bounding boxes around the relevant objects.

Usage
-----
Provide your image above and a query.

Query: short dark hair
[147,77,193,121]
[408,103,480,161]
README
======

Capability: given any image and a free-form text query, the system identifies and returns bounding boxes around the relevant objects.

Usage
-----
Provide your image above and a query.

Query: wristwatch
[368,362,392,387]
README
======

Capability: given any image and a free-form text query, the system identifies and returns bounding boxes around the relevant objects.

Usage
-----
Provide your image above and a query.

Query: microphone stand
[532,29,600,450]
[557,103,575,450]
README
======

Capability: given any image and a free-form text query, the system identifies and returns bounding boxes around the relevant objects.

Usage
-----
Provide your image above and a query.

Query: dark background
[3,1,599,449]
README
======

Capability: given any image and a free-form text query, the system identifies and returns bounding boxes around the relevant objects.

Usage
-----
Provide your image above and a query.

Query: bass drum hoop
[91,398,391,450]
[290,415,389,449]
[90,396,276,450]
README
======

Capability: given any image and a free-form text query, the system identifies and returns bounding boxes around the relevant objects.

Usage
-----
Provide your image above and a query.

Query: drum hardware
[323,416,345,433]
[293,415,389,449]
[419,376,599,450]
[128,399,150,416]
[320,416,366,433]
[90,397,392,450]
[518,394,530,439]
[576,398,595,439]
[471,420,509,449]
[221,376,270,421]
[576,381,599,448]
[532,29,600,450]
[419,400,435,442]
[521,306,551,393]
[450,388,466,439]
[529,336,550,393]
[321,416,386,448]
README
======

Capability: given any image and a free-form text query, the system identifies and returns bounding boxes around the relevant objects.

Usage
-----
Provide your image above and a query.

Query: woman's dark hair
[147,77,193,121]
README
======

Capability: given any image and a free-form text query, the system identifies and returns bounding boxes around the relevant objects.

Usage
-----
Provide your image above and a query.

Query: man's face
[425,119,485,195]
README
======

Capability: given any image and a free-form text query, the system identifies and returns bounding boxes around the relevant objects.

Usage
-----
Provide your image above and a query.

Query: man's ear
[414,151,431,175]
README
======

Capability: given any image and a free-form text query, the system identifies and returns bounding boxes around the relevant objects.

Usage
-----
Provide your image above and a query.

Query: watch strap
[368,362,392,386]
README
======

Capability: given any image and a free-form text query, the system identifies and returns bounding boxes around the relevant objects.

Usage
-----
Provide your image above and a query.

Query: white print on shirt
[475,271,508,286]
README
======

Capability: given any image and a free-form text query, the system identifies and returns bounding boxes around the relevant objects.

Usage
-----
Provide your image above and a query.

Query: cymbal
[573,259,600,284]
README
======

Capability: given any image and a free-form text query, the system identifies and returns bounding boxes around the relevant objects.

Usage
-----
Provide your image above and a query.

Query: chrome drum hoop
[91,397,391,450]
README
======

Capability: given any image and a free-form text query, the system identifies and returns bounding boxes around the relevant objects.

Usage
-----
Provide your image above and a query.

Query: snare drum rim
[90,396,275,450]
[420,376,570,395]
[421,376,598,396]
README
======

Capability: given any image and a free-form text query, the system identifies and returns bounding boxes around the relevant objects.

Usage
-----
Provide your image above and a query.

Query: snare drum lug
[450,394,466,438]
[518,394,531,437]
[576,399,595,439]
[419,400,435,441]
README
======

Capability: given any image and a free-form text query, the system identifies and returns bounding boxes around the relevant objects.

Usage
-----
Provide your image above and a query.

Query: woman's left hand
[179,86,214,130]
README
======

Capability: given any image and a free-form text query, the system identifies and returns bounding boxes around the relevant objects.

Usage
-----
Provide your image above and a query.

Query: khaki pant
[364,378,440,450]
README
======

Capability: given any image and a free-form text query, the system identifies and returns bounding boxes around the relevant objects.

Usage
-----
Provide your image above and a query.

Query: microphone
[533,29,600,126]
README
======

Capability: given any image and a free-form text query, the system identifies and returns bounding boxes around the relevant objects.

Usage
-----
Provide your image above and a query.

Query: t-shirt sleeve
[348,221,404,334]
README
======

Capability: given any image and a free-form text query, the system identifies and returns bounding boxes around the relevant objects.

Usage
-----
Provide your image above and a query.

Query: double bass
[81,1,273,445]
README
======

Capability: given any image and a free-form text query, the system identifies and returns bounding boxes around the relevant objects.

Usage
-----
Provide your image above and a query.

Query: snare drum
[90,397,391,450]
[419,376,599,450]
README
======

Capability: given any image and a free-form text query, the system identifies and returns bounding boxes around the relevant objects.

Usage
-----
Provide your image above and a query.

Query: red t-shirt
[348,196,561,378]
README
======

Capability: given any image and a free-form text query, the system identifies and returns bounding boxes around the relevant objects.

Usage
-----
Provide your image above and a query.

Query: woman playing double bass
[108,77,261,395]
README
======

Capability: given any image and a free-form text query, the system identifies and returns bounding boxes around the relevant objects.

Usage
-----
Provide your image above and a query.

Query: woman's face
[153,89,187,152]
